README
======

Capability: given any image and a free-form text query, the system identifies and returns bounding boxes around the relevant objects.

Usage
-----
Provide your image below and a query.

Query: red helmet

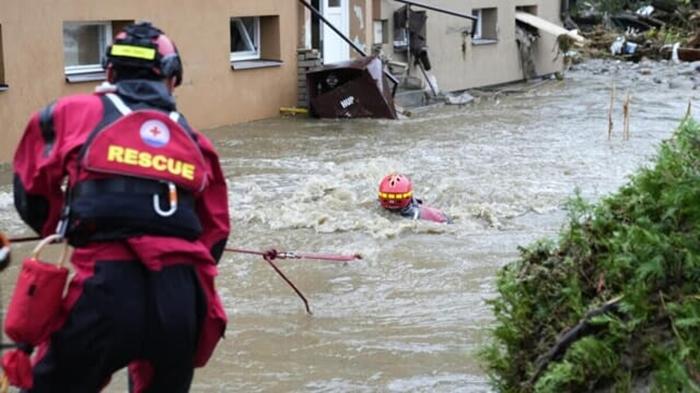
[378,173,413,210]
[104,22,183,86]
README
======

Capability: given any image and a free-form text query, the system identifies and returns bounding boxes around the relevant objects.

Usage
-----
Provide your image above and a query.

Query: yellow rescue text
[107,145,195,181]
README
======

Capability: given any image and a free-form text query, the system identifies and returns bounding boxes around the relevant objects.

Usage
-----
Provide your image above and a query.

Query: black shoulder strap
[174,113,199,143]
[77,95,125,161]
[39,102,56,157]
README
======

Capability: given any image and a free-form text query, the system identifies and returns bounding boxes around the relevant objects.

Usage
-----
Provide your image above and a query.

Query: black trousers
[24,260,205,393]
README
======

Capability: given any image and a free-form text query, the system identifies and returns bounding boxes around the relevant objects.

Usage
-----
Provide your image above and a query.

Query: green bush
[481,119,700,392]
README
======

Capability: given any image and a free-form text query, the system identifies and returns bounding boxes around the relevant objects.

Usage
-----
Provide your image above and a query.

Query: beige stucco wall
[378,0,563,92]
[349,0,371,58]
[0,0,299,162]
[298,4,310,48]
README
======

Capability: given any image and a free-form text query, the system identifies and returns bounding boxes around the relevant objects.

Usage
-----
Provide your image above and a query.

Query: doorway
[321,0,350,63]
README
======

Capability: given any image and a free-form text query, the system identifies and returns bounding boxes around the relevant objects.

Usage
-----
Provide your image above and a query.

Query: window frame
[63,21,113,76]
[373,19,388,45]
[471,10,483,40]
[471,7,498,44]
[230,17,261,62]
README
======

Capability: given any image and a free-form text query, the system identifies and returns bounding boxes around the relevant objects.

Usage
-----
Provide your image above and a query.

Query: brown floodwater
[0,58,698,392]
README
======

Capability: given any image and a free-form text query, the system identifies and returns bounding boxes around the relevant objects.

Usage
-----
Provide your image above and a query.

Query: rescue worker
[12,22,230,392]
[378,173,451,223]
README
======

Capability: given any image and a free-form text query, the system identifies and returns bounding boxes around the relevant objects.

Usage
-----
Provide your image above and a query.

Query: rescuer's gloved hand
[0,233,10,271]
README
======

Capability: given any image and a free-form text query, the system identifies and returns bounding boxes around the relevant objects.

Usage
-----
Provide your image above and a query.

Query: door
[322,0,350,64]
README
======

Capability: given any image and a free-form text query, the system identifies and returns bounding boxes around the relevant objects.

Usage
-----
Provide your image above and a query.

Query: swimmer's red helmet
[378,173,413,210]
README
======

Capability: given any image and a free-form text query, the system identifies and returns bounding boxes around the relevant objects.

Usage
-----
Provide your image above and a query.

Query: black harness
[63,94,203,246]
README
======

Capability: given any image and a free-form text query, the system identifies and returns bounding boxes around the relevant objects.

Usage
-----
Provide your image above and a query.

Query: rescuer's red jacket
[12,80,230,366]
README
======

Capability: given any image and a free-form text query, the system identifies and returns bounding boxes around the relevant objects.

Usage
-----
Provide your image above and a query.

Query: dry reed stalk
[608,82,615,140]
[623,91,630,141]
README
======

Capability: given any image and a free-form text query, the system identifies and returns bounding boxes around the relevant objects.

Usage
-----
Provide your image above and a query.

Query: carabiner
[153,182,178,217]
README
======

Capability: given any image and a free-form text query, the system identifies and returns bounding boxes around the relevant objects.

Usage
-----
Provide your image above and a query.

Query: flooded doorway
[322,0,350,63]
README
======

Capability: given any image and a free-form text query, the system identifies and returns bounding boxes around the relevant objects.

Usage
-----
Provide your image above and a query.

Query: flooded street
[1,58,698,392]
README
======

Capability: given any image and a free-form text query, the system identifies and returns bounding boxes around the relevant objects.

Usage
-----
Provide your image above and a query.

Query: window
[373,20,388,45]
[515,6,540,37]
[516,5,538,15]
[471,7,498,44]
[0,24,6,90]
[63,20,132,82]
[230,17,260,61]
[63,21,112,75]
[230,16,282,70]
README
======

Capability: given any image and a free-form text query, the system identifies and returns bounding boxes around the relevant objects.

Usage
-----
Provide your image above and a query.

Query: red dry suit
[398,198,452,224]
[12,79,230,392]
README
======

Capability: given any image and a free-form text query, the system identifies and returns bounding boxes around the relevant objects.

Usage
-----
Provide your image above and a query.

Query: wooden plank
[515,12,585,43]
[678,48,700,62]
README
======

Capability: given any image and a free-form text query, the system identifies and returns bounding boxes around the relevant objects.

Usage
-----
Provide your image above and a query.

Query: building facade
[0,0,300,161]
[0,0,566,162]
[373,0,564,93]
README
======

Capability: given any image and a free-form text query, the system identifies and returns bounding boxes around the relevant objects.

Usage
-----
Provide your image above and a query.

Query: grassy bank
[482,118,700,392]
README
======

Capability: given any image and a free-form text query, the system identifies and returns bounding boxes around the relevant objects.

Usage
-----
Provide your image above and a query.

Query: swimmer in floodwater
[377,173,452,223]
